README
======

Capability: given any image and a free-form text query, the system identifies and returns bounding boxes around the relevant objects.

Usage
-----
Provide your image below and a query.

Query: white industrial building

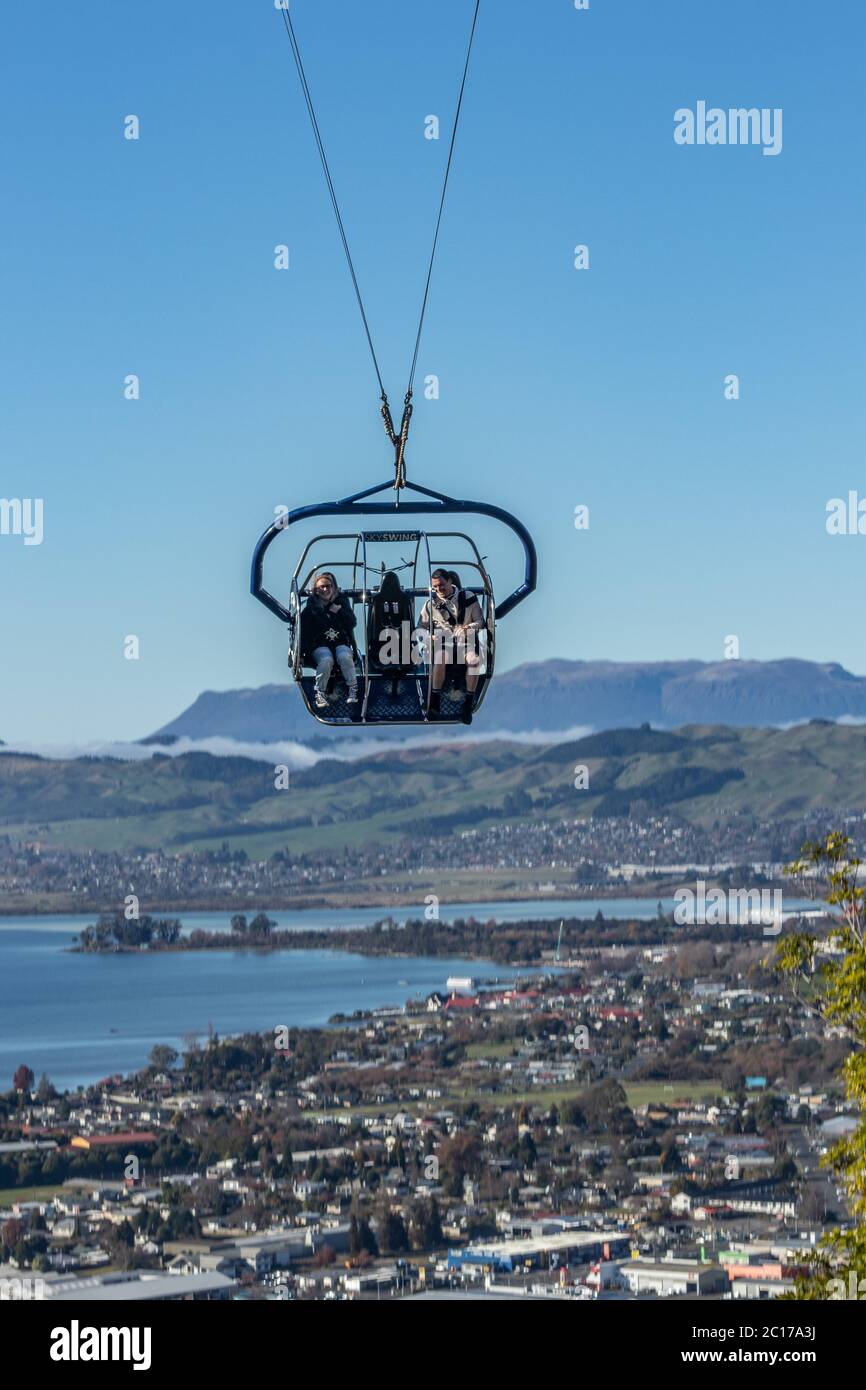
[620,1257,729,1298]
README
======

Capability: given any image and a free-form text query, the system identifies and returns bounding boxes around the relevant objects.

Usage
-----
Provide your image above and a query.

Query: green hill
[1,720,864,858]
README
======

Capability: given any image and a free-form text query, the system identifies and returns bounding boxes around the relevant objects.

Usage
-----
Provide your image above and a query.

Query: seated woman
[300,571,359,709]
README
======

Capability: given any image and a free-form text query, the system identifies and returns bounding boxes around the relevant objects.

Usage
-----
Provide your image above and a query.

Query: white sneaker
[347,688,359,705]
[314,691,329,709]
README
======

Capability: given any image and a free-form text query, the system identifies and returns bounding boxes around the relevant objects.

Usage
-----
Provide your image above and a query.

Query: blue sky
[1,0,864,742]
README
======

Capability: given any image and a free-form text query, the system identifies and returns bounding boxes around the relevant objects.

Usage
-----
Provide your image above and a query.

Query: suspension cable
[277,3,386,399]
[406,0,481,401]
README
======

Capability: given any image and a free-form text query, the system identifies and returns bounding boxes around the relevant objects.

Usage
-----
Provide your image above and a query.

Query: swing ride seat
[251,479,535,728]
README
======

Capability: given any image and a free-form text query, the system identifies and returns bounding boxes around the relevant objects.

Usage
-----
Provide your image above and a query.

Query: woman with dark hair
[300,571,358,708]
[368,570,416,696]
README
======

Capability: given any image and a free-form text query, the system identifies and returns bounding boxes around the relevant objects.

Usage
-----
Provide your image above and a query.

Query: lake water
[44,896,694,936]
[0,932,519,1094]
[0,896,815,1092]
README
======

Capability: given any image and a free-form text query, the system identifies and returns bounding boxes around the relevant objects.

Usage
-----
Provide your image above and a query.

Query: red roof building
[70,1132,158,1150]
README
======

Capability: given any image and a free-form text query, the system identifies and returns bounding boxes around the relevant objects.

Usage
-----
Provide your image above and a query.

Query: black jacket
[301,593,358,662]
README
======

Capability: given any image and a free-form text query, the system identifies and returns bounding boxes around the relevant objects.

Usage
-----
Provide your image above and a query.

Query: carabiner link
[381,390,412,490]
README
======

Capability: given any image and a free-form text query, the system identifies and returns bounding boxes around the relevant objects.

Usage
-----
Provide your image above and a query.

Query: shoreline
[0,876,790,919]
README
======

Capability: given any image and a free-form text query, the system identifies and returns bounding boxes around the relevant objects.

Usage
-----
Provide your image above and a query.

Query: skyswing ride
[250,0,537,726]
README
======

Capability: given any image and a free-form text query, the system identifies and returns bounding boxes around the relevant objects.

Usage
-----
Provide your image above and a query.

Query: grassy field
[0,1184,71,1208]
[623,1080,725,1107]
[303,1076,727,1121]
[465,1041,518,1060]
[455,1079,726,1109]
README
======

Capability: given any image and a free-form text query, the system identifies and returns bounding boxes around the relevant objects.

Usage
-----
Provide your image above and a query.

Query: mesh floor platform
[298,674,479,725]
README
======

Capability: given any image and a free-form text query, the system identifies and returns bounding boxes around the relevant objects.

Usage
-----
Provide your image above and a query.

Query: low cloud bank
[3,725,596,766]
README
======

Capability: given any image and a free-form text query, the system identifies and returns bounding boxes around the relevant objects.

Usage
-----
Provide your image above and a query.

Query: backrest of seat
[367,575,415,671]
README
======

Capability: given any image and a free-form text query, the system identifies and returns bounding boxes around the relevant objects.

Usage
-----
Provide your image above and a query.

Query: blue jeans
[312,644,356,695]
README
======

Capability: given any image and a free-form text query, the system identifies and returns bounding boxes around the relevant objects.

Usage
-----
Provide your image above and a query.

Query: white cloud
[2,724,596,766]
[3,736,319,769]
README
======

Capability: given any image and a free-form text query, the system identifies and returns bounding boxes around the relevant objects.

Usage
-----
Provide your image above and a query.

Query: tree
[378,1203,409,1255]
[560,1098,586,1128]
[465,1213,498,1241]
[35,1073,55,1102]
[799,1186,827,1225]
[12,1065,34,1095]
[754,1094,785,1130]
[776,833,866,1298]
[1,1218,24,1255]
[349,1212,378,1257]
[439,1134,481,1198]
[516,1133,537,1168]
[230,915,248,936]
[579,1078,633,1134]
[117,1219,135,1247]
[675,943,716,979]
[773,1157,797,1183]
[153,917,182,946]
[607,1162,635,1198]
[650,1014,670,1042]
[409,1198,443,1252]
[149,1045,178,1073]
[722,1065,745,1095]
[660,1143,682,1173]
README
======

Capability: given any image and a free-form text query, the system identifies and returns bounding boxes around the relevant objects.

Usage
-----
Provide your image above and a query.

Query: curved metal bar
[251,479,537,622]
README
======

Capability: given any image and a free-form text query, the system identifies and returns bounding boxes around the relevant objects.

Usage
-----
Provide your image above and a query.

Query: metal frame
[251,477,537,623]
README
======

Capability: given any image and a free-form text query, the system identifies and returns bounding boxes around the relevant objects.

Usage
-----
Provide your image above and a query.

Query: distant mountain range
[147,659,866,744]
